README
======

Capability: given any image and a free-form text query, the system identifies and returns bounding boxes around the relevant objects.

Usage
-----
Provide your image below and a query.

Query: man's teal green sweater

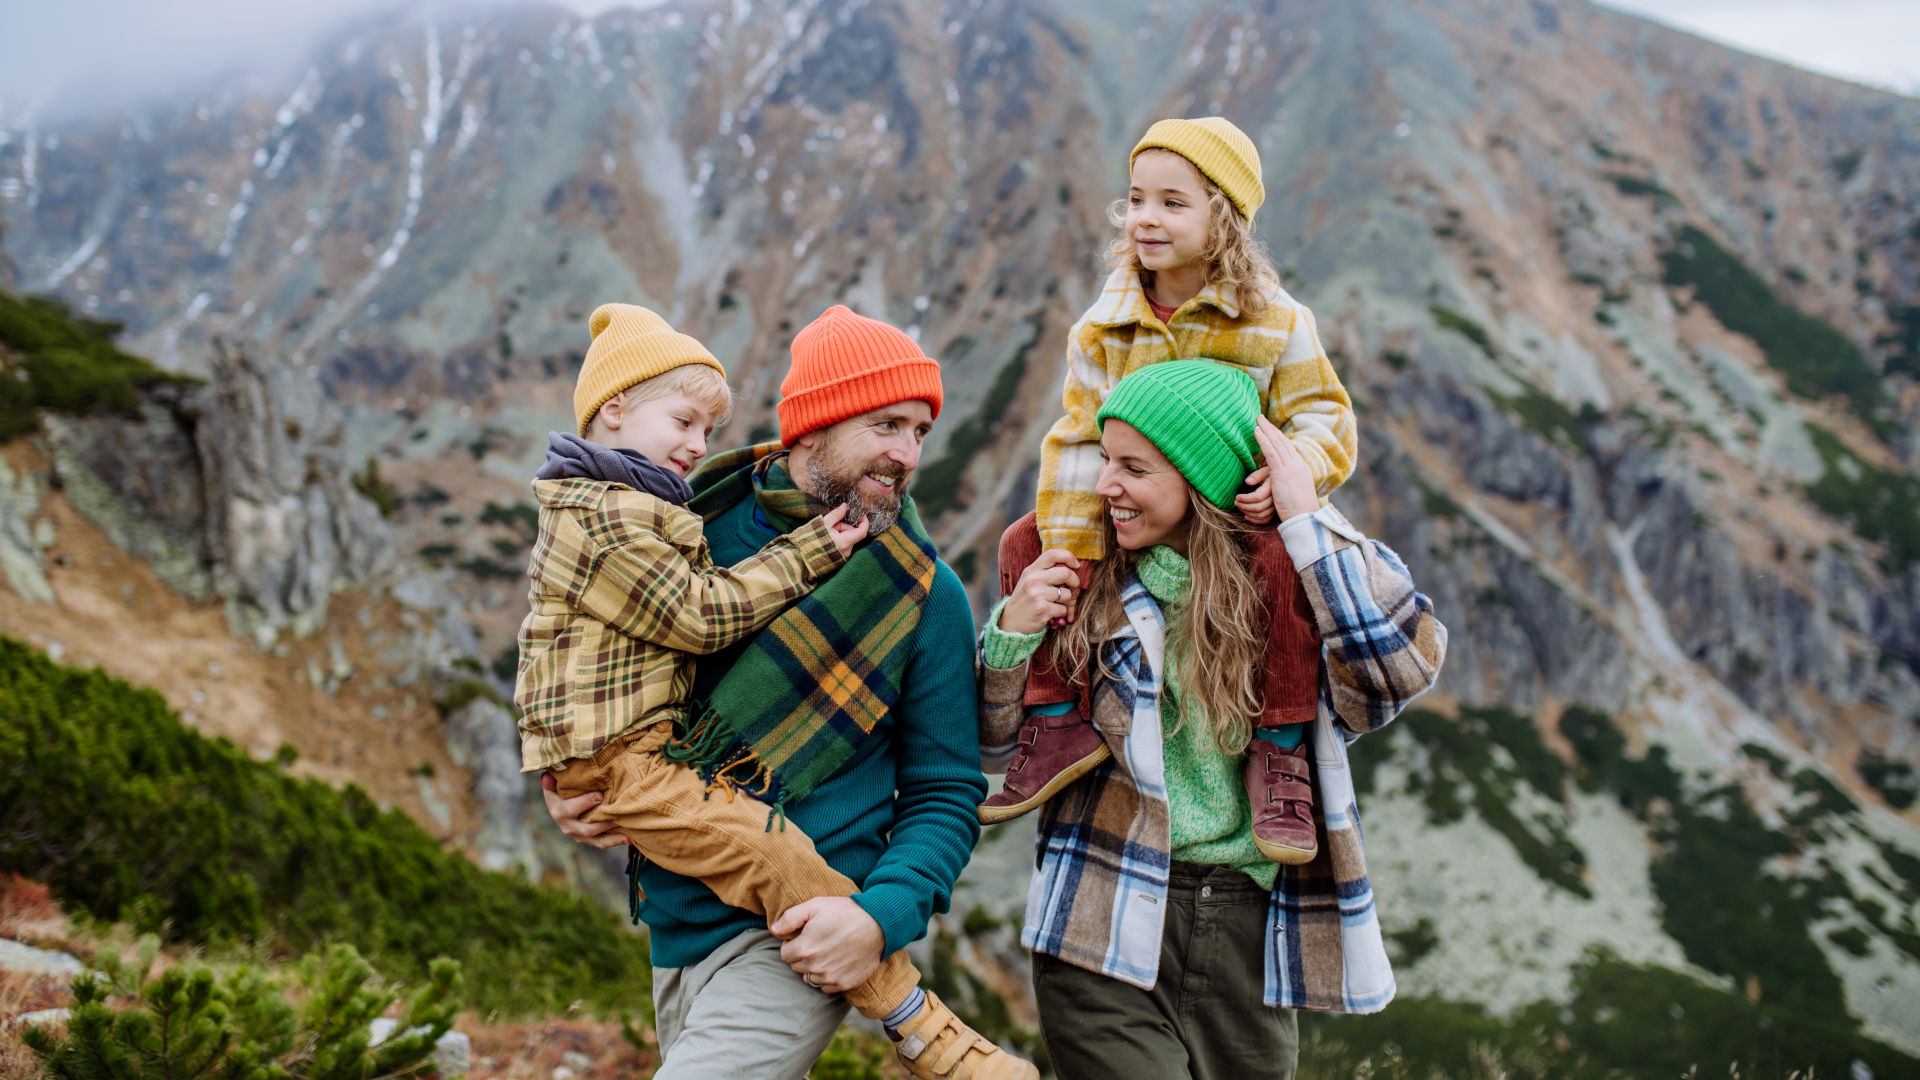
[634,491,987,969]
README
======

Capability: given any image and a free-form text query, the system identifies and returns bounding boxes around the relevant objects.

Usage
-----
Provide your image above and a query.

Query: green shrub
[24,936,458,1080]
[0,291,198,441]
[1427,305,1497,361]
[1802,423,1920,569]
[1301,952,1917,1079]
[480,501,539,544]
[1859,748,1919,810]
[1392,706,1589,896]
[1659,226,1882,423]
[1488,381,1585,451]
[925,927,1047,1072]
[809,1027,893,1080]
[1606,173,1680,208]
[1880,302,1920,379]
[349,457,399,518]
[0,637,650,1017]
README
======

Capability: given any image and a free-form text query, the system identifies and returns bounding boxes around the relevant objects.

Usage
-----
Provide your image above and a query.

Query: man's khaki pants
[652,927,850,1080]
[552,723,920,1018]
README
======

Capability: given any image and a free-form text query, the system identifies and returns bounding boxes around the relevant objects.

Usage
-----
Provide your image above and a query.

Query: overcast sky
[1597,0,1920,94]
[0,0,1914,112]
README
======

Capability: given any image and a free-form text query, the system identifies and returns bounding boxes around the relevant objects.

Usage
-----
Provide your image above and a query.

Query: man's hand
[772,897,884,994]
[540,771,628,850]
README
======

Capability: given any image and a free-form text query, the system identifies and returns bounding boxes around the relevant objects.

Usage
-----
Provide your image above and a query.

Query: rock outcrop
[48,339,392,646]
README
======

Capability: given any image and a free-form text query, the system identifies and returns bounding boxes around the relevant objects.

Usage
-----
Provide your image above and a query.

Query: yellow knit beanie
[1130,117,1264,223]
[573,303,727,436]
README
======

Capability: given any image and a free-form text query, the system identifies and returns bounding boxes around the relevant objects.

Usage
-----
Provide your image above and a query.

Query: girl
[980,361,1445,1080]
[982,118,1358,866]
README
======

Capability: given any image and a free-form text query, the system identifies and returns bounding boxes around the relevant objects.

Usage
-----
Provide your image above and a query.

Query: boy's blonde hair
[1105,148,1280,320]
[601,365,733,430]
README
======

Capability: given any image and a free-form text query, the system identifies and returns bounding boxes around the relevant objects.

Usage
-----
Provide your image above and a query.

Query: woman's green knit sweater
[983,545,1277,889]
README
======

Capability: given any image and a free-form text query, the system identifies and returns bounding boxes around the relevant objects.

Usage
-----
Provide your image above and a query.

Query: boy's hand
[1001,549,1080,635]
[823,503,870,560]
[1236,466,1277,525]
[1254,416,1320,523]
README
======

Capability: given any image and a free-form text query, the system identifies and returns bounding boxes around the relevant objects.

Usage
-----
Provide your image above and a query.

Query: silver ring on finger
[804,974,821,988]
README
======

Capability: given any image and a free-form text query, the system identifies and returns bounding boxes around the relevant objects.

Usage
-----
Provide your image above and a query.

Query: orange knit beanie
[777,305,943,447]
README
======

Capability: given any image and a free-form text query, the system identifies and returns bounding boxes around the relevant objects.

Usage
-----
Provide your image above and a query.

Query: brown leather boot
[977,706,1109,825]
[893,991,1040,1080]
[1248,736,1318,864]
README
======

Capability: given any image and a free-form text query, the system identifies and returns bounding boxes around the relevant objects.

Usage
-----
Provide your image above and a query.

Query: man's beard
[803,433,909,536]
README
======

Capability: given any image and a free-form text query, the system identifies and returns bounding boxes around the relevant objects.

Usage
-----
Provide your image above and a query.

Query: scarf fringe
[664,704,794,831]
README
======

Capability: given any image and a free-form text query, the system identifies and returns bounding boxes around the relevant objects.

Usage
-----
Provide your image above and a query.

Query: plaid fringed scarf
[664,443,938,825]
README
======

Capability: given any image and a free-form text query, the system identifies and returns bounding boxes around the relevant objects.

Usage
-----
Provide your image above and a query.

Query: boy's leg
[979,513,1109,825]
[555,725,918,1020]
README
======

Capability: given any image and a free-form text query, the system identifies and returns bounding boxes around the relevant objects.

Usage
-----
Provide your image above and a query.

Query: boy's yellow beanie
[573,303,726,436]
[1131,117,1264,223]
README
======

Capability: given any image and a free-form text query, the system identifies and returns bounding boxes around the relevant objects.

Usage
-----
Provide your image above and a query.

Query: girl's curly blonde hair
[1105,148,1280,320]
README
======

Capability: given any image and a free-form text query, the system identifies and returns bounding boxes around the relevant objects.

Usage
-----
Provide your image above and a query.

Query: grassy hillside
[0,291,196,441]
[0,636,651,1018]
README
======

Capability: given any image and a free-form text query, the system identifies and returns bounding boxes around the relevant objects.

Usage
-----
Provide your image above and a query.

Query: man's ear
[793,429,816,450]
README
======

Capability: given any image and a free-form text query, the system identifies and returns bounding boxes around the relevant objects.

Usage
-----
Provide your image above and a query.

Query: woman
[979,360,1447,1080]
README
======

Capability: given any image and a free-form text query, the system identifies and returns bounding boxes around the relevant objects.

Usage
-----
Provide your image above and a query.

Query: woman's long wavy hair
[1047,488,1269,755]
[1106,149,1281,321]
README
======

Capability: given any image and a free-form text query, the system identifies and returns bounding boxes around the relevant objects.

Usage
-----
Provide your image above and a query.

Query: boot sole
[1253,835,1318,864]
[978,744,1113,825]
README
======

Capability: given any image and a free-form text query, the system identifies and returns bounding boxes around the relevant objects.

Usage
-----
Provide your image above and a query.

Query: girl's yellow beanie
[1130,117,1264,223]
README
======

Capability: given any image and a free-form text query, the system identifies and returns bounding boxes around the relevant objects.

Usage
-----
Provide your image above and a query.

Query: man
[544,305,1020,1079]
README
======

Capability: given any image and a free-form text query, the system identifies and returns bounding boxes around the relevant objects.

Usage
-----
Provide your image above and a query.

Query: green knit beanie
[1096,360,1261,508]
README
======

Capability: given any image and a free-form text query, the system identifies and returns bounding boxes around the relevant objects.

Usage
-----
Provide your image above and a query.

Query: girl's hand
[1000,549,1081,635]
[1253,417,1320,523]
[1235,466,1277,525]
[823,503,870,560]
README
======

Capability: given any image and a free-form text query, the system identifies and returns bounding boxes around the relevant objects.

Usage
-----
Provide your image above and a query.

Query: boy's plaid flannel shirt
[514,476,843,773]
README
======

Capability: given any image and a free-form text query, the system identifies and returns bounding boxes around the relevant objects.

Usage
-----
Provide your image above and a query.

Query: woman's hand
[540,771,628,849]
[1253,416,1320,523]
[823,503,870,560]
[999,548,1081,635]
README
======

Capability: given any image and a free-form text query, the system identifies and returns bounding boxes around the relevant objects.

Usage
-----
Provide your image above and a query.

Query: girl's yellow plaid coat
[1037,267,1358,559]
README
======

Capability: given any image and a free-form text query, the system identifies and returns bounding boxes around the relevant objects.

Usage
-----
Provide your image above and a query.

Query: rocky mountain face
[3,0,1919,1063]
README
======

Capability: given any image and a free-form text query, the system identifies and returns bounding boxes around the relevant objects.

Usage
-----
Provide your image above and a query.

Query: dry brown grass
[0,878,69,953]
[0,876,80,1078]
[463,1016,655,1079]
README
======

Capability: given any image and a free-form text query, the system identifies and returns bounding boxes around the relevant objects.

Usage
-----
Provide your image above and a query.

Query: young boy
[515,303,1035,1080]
